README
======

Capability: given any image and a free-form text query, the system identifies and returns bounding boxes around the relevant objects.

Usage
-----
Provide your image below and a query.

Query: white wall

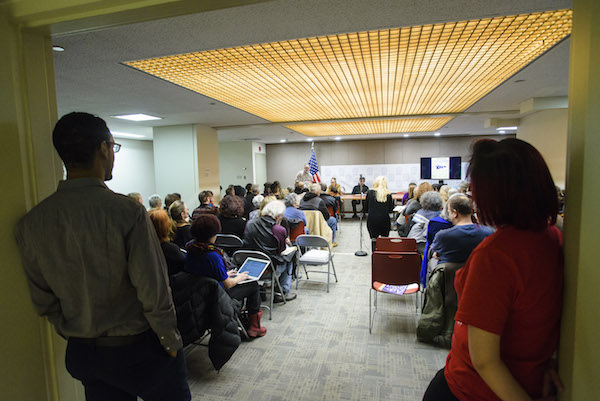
[267,135,499,190]
[106,138,156,207]
[219,141,253,192]
[517,108,568,188]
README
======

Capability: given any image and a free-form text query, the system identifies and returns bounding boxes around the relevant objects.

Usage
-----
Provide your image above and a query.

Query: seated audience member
[294,181,307,195]
[248,195,264,220]
[397,181,434,236]
[218,195,247,238]
[432,183,442,192]
[319,183,338,215]
[244,184,259,218]
[458,180,469,194]
[127,192,143,205]
[169,200,192,248]
[283,193,309,234]
[148,193,162,210]
[407,191,443,254]
[149,209,185,275]
[299,183,338,246]
[351,176,369,218]
[185,214,266,338]
[420,197,455,287]
[192,190,216,220]
[270,181,283,199]
[439,185,451,203]
[401,182,417,205]
[423,138,563,401]
[224,185,235,197]
[262,182,272,197]
[243,200,297,302]
[164,193,180,211]
[430,195,493,265]
[233,185,246,198]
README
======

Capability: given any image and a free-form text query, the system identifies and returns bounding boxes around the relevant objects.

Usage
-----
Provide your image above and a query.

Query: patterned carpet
[185,219,448,401]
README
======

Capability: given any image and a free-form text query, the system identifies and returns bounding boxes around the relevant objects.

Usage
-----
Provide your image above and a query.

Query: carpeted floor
[185,218,448,401]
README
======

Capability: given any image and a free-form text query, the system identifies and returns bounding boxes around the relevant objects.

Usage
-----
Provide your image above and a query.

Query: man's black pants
[66,330,191,401]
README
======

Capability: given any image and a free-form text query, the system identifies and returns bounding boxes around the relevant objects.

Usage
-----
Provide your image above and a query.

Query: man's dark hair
[447,195,472,216]
[52,112,111,167]
[198,190,213,204]
[164,193,179,210]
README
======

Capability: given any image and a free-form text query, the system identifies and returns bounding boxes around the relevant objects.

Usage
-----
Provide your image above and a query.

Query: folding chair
[375,237,417,252]
[295,235,337,293]
[289,220,305,243]
[215,234,243,256]
[369,251,421,333]
[232,250,286,320]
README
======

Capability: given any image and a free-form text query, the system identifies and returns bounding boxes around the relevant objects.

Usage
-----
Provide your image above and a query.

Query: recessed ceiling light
[403,134,410,138]
[279,139,287,143]
[306,138,313,142]
[111,131,145,139]
[113,113,162,121]
[52,45,65,52]
[496,126,518,130]
[498,130,506,134]
[434,132,441,137]
[334,137,342,141]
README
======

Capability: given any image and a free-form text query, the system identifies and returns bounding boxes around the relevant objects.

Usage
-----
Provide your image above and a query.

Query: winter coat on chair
[169,272,241,370]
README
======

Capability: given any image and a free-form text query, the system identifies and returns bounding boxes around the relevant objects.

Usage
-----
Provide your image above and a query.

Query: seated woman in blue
[185,213,266,338]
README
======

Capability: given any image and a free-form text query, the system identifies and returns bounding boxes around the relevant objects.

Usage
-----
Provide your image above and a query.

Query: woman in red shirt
[423,138,563,401]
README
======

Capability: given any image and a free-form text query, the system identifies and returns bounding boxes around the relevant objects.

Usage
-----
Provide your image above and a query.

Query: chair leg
[369,288,372,333]
[274,270,286,305]
[331,259,338,282]
[326,261,330,293]
[237,316,249,340]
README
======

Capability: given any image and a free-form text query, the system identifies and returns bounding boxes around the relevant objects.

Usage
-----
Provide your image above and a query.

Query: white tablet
[236,257,270,283]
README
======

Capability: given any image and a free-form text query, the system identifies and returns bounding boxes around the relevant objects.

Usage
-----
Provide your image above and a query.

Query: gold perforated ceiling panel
[125,9,571,136]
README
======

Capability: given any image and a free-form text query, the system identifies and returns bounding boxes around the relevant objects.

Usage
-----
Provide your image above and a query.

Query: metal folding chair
[232,250,286,320]
[215,234,243,256]
[295,235,337,293]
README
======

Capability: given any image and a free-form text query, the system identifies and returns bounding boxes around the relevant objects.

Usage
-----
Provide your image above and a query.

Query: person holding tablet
[185,213,267,338]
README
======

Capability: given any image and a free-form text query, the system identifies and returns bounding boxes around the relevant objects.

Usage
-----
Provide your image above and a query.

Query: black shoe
[274,292,297,303]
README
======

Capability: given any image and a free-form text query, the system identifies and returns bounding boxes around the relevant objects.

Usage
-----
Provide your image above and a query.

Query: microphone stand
[355,192,368,257]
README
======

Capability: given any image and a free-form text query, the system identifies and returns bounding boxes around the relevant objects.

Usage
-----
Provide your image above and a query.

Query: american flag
[308,144,321,183]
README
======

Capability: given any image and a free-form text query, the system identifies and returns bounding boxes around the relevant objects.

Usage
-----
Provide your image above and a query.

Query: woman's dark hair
[219,195,244,218]
[264,182,273,195]
[164,193,179,210]
[190,213,221,243]
[468,138,558,230]
[52,112,111,167]
[233,185,246,197]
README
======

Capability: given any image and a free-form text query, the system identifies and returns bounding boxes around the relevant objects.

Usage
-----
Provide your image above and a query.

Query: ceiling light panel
[125,9,571,133]
[285,117,453,137]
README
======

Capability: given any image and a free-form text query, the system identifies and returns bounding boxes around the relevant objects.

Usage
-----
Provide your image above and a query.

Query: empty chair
[232,250,285,320]
[375,237,417,252]
[295,235,337,293]
[369,251,421,333]
[214,233,243,256]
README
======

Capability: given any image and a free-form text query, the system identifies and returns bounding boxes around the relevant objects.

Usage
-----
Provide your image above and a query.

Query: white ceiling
[52,0,571,143]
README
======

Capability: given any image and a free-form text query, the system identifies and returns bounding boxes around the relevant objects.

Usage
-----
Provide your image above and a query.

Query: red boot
[247,310,267,337]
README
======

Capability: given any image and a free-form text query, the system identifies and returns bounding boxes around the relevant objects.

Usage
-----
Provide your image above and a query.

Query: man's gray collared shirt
[15,178,182,351]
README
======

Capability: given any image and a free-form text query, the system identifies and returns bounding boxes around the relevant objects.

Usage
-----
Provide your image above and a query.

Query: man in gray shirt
[14,112,190,401]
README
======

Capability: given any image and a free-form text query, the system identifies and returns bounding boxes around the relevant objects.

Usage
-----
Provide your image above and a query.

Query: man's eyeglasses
[106,141,121,153]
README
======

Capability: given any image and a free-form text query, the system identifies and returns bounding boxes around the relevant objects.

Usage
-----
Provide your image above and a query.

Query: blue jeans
[327,216,338,242]
[275,261,293,294]
[65,330,190,401]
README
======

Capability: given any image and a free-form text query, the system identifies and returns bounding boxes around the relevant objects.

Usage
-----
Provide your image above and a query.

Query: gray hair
[148,194,162,208]
[447,187,459,198]
[251,184,259,194]
[252,194,264,208]
[420,191,443,211]
[283,193,297,208]
[309,183,321,193]
[261,200,286,219]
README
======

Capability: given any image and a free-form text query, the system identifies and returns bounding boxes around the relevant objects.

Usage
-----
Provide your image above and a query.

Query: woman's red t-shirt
[445,225,563,400]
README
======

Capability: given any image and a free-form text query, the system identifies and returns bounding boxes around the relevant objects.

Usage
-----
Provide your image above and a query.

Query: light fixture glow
[279,139,287,143]
[113,113,162,121]
[403,134,410,138]
[52,45,65,52]
[496,126,518,130]
[111,132,146,139]
[434,132,441,137]
[286,117,452,137]
[306,138,313,142]
[498,130,506,134]
[334,137,342,141]
[125,9,571,136]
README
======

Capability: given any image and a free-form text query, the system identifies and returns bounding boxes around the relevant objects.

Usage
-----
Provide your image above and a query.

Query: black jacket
[243,216,284,264]
[299,192,330,220]
[169,273,241,370]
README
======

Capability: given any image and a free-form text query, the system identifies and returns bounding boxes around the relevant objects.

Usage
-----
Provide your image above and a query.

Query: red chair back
[289,221,305,242]
[371,251,421,287]
[375,237,417,252]
[326,205,334,217]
